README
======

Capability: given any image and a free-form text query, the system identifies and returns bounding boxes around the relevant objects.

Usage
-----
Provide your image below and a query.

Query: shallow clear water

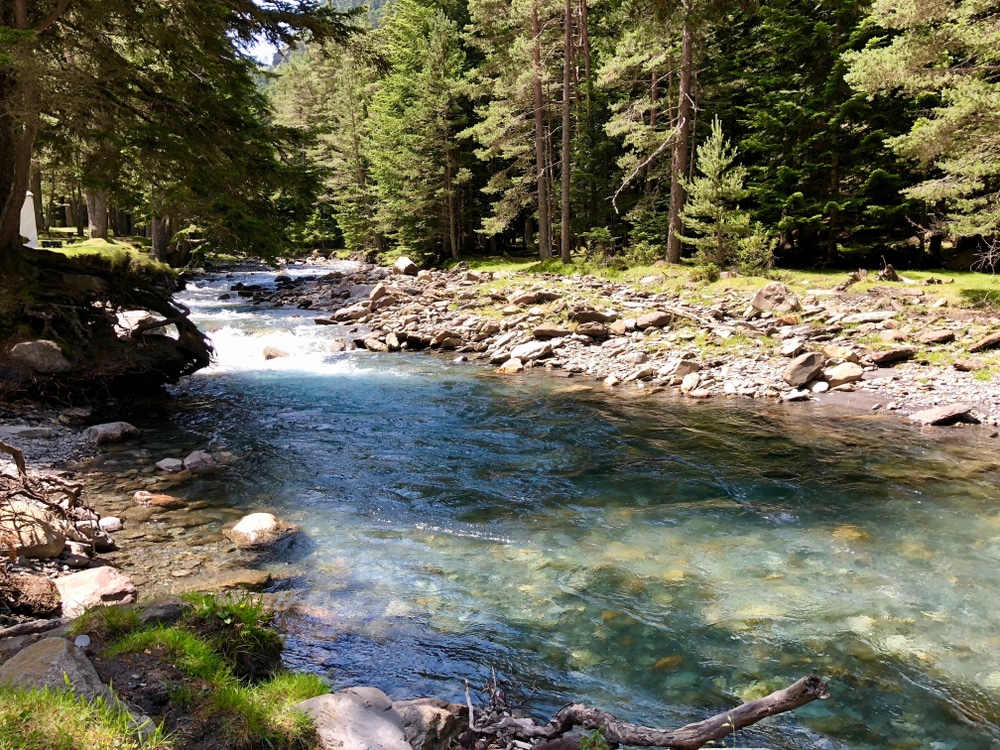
[157,268,1000,749]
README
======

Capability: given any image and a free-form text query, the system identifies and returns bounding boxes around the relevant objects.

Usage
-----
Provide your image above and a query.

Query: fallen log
[467,676,828,750]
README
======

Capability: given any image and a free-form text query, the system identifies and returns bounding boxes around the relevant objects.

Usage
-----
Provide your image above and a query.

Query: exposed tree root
[0,248,212,403]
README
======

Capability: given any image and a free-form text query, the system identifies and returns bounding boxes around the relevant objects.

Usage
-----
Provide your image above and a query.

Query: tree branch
[33,0,74,34]
[472,676,829,750]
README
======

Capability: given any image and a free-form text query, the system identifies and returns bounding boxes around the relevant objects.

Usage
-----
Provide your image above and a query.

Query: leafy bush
[690,263,720,283]
[736,223,776,276]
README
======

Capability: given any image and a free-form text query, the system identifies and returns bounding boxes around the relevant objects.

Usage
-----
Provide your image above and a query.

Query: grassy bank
[0,594,327,750]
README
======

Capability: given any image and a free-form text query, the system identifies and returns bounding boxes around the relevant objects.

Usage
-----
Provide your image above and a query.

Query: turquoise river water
[154,267,1000,750]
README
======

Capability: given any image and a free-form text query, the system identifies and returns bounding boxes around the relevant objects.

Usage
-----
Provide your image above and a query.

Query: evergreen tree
[680,117,751,267]
[846,0,1000,240]
[0,1,350,267]
[367,0,472,259]
[709,0,917,265]
[271,40,385,253]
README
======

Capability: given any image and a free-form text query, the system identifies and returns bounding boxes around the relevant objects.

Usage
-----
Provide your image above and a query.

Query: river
[143,265,1000,749]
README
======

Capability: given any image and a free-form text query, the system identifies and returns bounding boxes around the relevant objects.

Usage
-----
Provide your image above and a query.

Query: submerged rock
[82,422,139,445]
[223,512,299,550]
[183,450,218,473]
[908,404,979,426]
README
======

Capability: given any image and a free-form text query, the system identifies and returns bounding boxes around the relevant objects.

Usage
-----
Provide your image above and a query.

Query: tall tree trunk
[531,4,552,260]
[445,154,459,260]
[646,72,659,196]
[73,183,85,237]
[30,166,45,232]
[666,10,693,264]
[151,216,169,262]
[0,3,40,269]
[86,188,109,239]
[560,0,573,263]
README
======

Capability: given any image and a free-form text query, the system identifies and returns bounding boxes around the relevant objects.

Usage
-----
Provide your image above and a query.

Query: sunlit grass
[0,686,170,750]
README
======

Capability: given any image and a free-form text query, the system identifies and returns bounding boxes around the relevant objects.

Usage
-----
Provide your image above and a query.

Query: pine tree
[367,0,472,259]
[270,40,384,254]
[0,1,350,267]
[846,0,1000,240]
[680,117,751,267]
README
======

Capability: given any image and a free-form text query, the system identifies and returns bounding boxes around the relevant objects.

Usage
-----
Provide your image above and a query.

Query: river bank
[246,257,1000,430]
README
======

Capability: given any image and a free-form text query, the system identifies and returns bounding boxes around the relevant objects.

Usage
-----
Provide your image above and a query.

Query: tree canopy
[0,0,352,267]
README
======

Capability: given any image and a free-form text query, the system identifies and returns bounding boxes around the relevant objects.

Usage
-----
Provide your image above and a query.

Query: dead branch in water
[463,675,829,750]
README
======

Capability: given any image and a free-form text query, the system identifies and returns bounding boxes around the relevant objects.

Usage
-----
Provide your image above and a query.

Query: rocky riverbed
[242,257,1000,430]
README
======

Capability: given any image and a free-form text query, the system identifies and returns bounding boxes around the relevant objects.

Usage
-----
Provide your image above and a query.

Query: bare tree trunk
[666,8,693,264]
[560,0,573,264]
[86,188,109,239]
[0,3,40,268]
[445,153,459,260]
[532,4,552,260]
[151,216,169,262]
[30,166,45,232]
[73,183,85,238]
[646,72,659,196]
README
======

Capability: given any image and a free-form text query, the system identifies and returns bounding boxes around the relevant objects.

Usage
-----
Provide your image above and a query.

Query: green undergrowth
[452,255,1000,312]
[36,593,328,750]
[0,686,170,750]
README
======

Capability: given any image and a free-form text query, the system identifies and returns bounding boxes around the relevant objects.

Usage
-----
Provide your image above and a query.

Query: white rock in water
[183,450,218,472]
[155,458,184,473]
[99,517,123,533]
[223,512,299,550]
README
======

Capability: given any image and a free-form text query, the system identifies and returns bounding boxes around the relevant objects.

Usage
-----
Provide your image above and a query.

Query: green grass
[111,627,323,749]
[24,595,328,750]
[0,686,169,750]
[453,254,1000,312]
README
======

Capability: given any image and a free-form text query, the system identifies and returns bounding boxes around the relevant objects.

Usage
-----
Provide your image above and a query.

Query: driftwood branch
[0,441,27,483]
[468,676,828,750]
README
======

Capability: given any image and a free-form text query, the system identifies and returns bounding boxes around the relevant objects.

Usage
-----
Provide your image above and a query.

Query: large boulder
[9,340,72,373]
[54,566,137,618]
[823,362,864,388]
[393,257,419,276]
[0,637,114,702]
[82,422,139,445]
[223,512,299,550]
[0,501,66,559]
[782,351,824,388]
[751,282,800,313]
[0,637,153,737]
[393,699,466,750]
[296,687,411,750]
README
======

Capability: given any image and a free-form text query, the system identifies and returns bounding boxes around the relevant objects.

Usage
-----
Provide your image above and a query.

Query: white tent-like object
[20,190,38,249]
